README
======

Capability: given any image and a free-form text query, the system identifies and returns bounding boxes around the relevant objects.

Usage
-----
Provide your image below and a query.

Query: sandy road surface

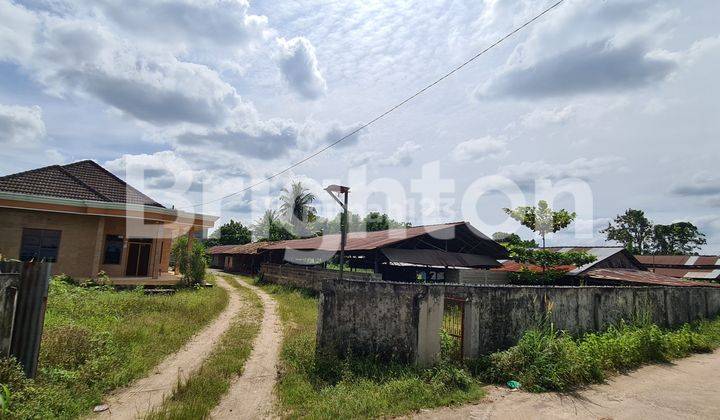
[96,276,241,419]
[211,275,282,419]
[411,349,720,419]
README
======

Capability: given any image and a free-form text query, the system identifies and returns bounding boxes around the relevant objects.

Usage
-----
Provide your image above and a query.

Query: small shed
[636,255,720,282]
[223,241,272,275]
[206,245,237,269]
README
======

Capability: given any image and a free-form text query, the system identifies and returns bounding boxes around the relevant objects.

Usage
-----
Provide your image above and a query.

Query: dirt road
[96,276,241,419]
[412,349,720,419]
[211,276,282,420]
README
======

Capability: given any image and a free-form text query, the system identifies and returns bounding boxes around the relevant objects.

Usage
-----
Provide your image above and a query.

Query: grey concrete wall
[445,269,508,285]
[260,263,381,291]
[318,278,720,364]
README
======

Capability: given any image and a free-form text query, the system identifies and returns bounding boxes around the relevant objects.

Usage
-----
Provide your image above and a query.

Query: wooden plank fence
[0,261,52,378]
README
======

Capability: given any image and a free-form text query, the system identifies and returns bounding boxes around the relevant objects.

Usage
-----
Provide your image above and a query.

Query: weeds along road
[211,274,283,420]
[95,275,242,419]
[411,349,720,419]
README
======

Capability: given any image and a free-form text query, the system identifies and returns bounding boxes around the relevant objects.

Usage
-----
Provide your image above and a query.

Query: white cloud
[521,106,575,128]
[451,136,507,161]
[499,156,624,188]
[276,36,327,100]
[0,104,46,146]
[0,1,37,63]
[350,141,421,167]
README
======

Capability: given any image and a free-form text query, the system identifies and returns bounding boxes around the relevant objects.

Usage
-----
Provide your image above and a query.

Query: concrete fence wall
[260,263,381,291]
[317,278,720,365]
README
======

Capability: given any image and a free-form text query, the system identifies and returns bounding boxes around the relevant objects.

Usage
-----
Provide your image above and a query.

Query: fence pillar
[416,286,444,366]
[10,262,52,378]
[462,298,480,359]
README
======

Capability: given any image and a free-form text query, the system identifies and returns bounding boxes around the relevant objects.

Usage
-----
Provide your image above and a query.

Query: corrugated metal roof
[262,222,507,257]
[635,255,720,267]
[206,245,238,255]
[381,248,500,268]
[540,246,628,275]
[586,268,720,288]
[225,241,272,255]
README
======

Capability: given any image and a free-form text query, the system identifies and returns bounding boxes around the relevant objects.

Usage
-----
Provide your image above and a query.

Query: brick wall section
[317,277,720,365]
[259,263,382,291]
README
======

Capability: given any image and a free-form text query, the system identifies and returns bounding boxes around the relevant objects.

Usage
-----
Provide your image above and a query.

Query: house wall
[317,277,720,365]
[0,208,100,278]
[0,208,172,279]
[445,269,509,284]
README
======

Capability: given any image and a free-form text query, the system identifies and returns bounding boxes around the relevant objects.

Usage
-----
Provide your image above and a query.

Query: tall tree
[214,219,252,245]
[492,232,538,249]
[601,209,653,254]
[651,222,706,255]
[280,181,317,237]
[251,210,295,241]
[504,200,576,248]
[364,212,389,232]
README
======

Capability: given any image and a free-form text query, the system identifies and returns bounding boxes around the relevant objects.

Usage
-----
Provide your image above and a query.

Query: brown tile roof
[226,241,272,255]
[206,245,238,255]
[0,160,164,207]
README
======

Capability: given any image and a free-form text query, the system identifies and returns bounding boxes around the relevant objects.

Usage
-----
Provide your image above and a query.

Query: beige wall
[0,208,100,278]
[0,207,174,279]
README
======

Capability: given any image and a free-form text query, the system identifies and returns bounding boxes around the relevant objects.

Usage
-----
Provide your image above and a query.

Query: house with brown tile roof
[0,160,218,284]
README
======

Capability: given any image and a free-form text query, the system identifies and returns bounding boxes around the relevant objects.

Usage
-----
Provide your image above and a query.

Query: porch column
[90,217,106,279]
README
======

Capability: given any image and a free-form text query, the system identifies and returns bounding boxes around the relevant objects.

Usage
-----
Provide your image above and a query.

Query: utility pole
[324,184,350,280]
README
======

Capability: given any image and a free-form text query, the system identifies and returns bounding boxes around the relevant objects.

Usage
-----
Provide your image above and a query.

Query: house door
[126,240,152,276]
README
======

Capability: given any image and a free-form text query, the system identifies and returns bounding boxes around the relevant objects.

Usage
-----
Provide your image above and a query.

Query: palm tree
[280,181,317,236]
[252,209,280,240]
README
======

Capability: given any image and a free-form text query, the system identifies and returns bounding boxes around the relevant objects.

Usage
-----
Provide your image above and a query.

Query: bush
[171,237,207,286]
[478,317,720,392]
[40,325,95,369]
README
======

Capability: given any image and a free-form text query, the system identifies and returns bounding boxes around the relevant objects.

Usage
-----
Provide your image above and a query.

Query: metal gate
[442,296,465,359]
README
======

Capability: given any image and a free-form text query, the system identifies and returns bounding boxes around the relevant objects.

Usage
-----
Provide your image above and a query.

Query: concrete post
[90,217,106,279]
[462,298,480,359]
[416,287,444,366]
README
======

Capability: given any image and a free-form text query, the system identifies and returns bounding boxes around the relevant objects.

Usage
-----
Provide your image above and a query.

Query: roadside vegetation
[247,277,484,419]
[0,274,227,419]
[476,315,720,392]
[147,274,263,419]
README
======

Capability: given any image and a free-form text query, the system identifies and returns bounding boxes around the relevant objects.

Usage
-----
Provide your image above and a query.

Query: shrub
[172,237,207,286]
[39,325,95,369]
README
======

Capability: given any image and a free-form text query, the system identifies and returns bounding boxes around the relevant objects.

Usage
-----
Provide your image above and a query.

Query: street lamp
[325,184,350,280]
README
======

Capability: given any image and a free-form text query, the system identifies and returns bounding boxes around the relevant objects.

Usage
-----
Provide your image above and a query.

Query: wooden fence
[0,261,52,378]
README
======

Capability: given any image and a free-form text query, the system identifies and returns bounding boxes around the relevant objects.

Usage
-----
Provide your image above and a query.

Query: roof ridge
[0,164,63,180]
[56,165,111,202]
[62,160,164,207]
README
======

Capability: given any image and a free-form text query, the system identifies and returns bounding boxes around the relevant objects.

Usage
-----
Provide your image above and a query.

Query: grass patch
[476,317,720,392]
[1,275,227,419]
[247,278,484,419]
[146,274,263,419]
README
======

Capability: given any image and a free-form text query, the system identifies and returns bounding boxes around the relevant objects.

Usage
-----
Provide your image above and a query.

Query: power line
[182,0,566,210]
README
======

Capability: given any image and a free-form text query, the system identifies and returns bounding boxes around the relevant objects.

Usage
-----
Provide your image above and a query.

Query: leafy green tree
[362,212,411,232]
[601,209,653,254]
[651,222,706,255]
[280,181,317,237]
[504,200,576,248]
[492,232,538,248]
[171,236,207,285]
[252,209,296,242]
[208,219,251,246]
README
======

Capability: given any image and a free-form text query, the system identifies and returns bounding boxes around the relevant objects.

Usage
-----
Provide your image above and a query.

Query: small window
[20,228,61,262]
[103,235,124,264]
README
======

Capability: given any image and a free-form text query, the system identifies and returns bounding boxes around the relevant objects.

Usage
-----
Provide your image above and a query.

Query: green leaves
[504,200,576,247]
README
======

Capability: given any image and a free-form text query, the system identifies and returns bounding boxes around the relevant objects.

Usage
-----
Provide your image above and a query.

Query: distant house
[0,160,217,283]
[207,245,237,269]
[636,255,720,282]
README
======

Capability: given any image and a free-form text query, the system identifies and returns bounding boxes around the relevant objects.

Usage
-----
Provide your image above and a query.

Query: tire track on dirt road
[95,275,241,419]
[211,276,282,420]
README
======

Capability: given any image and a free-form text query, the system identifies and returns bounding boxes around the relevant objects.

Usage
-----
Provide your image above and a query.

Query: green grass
[477,316,720,392]
[146,274,263,419]
[247,278,484,419]
[1,275,228,419]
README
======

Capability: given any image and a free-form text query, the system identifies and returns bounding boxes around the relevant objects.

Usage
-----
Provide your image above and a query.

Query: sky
[1,0,719,252]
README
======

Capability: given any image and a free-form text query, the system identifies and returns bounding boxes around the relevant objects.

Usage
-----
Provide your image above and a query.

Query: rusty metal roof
[635,255,720,267]
[262,221,507,258]
[206,245,238,255]
[586,268,720,288]
[651,267,720,280]
[492,261,576,273]
[225,241,272,255]
[540,246,640,275]
[381,248,500,268]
